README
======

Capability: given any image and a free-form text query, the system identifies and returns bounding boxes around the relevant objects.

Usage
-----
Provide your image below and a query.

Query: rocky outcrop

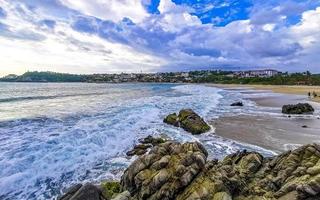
[59,142,320,200]
[282,103,315,114]
[164,109,211,134]
[230,102,244,107]
[114,142,320,200]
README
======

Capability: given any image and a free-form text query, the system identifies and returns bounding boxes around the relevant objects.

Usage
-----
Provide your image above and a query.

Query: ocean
[0,83,276,200]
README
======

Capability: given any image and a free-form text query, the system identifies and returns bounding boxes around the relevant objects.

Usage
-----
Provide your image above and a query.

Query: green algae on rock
[164,109,211,134]
[101,181,121,199]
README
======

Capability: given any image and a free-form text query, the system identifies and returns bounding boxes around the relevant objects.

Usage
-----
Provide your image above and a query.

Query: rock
[302,125,308,128]
[126,144,152,157]
[163,113,179,127]
[282,103,315,114]
[58,184,83,200]
[111,191,131,200]
[58,142,320,200]
[101,181,121,199]
[118,142,320,200]
[120,141,208,200]
[230,102,244,107]
[138,135,166,146]
[164,109,211,134]
[59,183,105,200]
[126,136,166,157]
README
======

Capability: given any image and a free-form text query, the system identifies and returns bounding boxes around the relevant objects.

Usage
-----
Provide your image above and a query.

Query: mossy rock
[164,109,211,135]
[282,103,314,114]
[101,181,121,199]
[163,113,179,127]
[178,109,210,134]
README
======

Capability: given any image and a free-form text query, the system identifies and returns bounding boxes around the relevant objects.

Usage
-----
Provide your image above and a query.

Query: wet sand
[209,84,320,153]
[212,115,320,153]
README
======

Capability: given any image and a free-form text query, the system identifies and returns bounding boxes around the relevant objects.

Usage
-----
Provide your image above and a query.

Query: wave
[0,92,111,103]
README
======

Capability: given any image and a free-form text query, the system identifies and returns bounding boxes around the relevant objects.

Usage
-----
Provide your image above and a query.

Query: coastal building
[234,69,281,78]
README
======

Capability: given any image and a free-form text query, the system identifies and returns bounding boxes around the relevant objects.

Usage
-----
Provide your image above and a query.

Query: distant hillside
[0,71,85,82]
[1,70,320,85]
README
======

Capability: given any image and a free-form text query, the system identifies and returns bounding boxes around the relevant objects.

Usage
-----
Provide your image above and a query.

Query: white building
[235,69,281,78]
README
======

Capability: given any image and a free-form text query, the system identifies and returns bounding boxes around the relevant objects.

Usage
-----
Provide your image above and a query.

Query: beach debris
[164,109,210,134]
[282,103,315,114]
[230,101,244,106]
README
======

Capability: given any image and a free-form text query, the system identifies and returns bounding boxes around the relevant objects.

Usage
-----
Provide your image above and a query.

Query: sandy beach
[211,84,320,102]
[209,84,320,153]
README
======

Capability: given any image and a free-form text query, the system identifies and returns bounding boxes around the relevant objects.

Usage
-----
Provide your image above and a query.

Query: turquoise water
[0,83,275,200]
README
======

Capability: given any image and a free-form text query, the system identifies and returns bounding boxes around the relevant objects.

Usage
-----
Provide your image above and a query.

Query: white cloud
[156,0,201,32]
[60,0,149,23]
[158,0,177,13]
[262,23,276,32]
[291,7,320,48]
[1,0,320,75]
[0,1,167,76]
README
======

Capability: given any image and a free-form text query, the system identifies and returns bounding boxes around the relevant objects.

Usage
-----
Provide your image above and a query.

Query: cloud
[59,0,149,23]
[0,0,320,76]
[288,7,320,72]
[0,0,167,76]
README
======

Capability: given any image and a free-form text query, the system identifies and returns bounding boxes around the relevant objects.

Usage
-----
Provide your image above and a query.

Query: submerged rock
[112,142,320,200]
[164,109,211,134]
[230,102,244,107]
[282,103,314,114]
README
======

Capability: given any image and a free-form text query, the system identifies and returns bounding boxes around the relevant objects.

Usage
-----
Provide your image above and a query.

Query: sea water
[0,83,277,200]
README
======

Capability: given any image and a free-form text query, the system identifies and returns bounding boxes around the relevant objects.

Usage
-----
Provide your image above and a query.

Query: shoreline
[208,84,320,153]
[209,83,320,103]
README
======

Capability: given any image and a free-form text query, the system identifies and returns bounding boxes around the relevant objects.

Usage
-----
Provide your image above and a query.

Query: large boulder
[282,103,315,114]
[164,109,211,134]
[112,142,320,200]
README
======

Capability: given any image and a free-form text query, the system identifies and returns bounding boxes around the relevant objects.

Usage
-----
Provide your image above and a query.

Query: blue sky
[0,0,320,75]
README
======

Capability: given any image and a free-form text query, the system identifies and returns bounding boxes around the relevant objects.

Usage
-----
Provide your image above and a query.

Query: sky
[0,0,320,76]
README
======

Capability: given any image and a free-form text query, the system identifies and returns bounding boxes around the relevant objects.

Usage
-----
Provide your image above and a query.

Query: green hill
[0,71,85,82]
